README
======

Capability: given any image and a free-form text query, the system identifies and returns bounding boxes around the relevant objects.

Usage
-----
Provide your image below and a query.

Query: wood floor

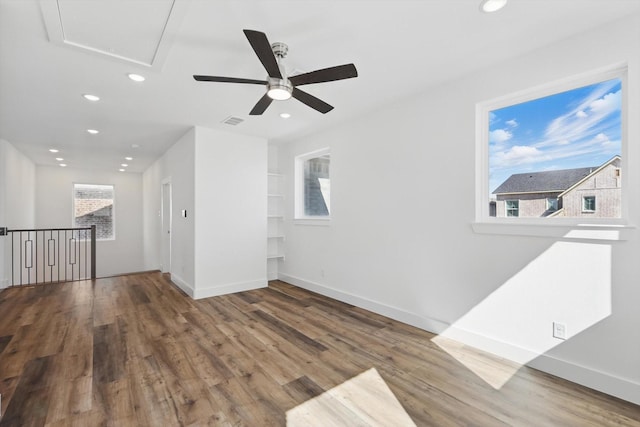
[0,272,638,426]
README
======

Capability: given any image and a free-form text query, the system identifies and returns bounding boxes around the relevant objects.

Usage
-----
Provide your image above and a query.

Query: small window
[583,196,596,212]
[73,184,115,240]
[547,198,558,211]
[295,148,330,219]
[506,200,519,217]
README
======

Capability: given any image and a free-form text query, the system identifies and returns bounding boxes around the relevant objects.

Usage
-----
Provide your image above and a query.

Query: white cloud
[595,133,609,142]
[492,145,550,167]
[589,90,621,114]
[489,128,512,143]
[506,119,518,128]
[542,88,621,149]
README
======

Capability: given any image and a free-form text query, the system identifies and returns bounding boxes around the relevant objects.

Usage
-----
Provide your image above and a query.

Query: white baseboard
[278,273,449,333]
[170,273,195,298]
[193,279,267,299]
[277,272,640,406]
[0,278,9,289]
[529,354,640,405]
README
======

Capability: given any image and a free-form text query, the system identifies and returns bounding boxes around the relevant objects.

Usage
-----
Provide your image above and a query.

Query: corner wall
[0,139,36,288]
[142,127,196,292]
[142,126,268,298]
[193,127,267,298]
[277,14,640,404]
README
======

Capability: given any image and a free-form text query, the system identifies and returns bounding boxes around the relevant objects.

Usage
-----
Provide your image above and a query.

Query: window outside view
[73,184,115,239]
[489,77,622,218]
[304,154,331,217]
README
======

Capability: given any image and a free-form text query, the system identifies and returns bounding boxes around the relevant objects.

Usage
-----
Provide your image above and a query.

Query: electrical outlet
[553,322,567,340]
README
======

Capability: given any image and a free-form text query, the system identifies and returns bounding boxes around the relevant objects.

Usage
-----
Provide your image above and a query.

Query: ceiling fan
[193,29,358,115]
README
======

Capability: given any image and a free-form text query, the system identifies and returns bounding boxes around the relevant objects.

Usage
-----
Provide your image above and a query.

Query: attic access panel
[40,0,186,68]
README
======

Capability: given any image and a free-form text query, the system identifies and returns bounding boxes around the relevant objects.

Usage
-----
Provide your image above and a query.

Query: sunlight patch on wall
[432,241,612,389]
[286,367,416,426]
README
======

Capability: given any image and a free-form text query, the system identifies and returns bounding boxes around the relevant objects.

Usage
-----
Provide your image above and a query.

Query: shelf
[267,173,283,177]
[267,254,285,259]
[268,215,284,219]
[268,193,284,197]
[268,235,285,239]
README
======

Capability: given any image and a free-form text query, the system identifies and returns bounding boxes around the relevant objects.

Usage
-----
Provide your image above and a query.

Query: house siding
[560,163,621,218]
[496,192,562,217]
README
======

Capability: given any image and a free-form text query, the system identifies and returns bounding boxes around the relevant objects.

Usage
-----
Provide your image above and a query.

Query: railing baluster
[91,225,96,280]
[19,231,23,286]
[3,227,96,286]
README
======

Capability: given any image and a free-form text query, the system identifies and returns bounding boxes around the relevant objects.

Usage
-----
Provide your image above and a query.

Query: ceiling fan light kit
[193,29,358,115]
[267,77,293,100]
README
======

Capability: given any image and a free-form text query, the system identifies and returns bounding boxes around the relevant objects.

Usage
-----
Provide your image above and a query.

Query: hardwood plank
[0,336,13,356]
[0,272,638,427]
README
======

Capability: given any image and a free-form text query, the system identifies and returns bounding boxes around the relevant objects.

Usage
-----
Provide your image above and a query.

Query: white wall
[35,165,144,277]
[193,127,267,298]
[142,126,268,299]
[0,139,36,287]
[277,14,640,404]
[143,127,196,289]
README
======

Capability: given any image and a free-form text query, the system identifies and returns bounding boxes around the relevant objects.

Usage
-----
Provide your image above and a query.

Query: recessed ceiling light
[480,0,508,13]
[49,148,59,153]
[55,157,64,161]
[59,163,67,167]
[131,144,140,149]
[125,157,133,161]
[82,94,100,102]
[121,163,128,167]
[119,168,125,172]
[87,129,99,134]
[127,73,146,82]
[280,113,291,119]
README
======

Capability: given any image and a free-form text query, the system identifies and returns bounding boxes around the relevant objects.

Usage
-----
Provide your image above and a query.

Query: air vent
[222,116,244,126]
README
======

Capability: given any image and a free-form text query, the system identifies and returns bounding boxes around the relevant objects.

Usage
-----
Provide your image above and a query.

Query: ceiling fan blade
[292,88,334,114]
[243,29,282,79]
[193,75,267,85]
[249,93,273,115]
[289,64,358,86]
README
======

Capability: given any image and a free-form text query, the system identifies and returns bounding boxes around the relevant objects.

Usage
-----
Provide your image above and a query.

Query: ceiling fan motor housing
[271,42,288,58]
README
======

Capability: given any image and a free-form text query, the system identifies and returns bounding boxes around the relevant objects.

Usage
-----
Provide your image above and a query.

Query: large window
[477,66,625,226]
[73,184,115,240]
[295,148,331,220]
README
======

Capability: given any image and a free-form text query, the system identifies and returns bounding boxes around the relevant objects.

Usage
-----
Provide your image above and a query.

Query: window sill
[472,221,636,241]
[294,218,331,226]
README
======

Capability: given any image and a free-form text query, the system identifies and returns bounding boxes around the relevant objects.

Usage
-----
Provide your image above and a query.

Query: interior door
[161,180,172,273]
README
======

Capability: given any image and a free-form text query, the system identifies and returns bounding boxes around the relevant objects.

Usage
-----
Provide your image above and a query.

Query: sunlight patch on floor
[431,335,523,389]
[286,367,416,426]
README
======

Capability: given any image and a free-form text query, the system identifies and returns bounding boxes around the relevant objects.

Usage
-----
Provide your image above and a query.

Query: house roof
[493,167,597,195]
[493,155,621,195]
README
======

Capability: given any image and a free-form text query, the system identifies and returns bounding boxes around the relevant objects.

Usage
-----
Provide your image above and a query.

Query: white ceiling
[1,0,639,173]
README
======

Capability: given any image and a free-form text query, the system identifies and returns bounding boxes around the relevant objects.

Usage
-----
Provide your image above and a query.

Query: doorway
[161,179,172,273]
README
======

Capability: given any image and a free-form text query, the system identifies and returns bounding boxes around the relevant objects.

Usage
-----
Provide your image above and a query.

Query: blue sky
[489,78,621,193]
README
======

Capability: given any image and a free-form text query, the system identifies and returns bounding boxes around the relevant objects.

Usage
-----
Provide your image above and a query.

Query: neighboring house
[493,156,621,218]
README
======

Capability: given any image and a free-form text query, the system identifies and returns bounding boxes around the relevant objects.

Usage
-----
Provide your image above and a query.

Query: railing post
[91,225,96,280]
